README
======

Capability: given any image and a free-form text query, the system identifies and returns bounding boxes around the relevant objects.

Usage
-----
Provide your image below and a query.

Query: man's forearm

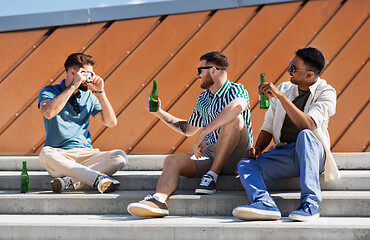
[255,130,273,152]
[95,92,117,127]
[41,85,76,119]
[154,109,191,136]
[277,94,316,130]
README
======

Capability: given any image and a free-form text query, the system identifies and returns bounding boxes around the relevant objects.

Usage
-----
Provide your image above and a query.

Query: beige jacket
[261,77,341,181]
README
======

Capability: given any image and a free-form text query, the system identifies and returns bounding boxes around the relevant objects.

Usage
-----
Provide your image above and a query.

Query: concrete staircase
[0,153,369,239]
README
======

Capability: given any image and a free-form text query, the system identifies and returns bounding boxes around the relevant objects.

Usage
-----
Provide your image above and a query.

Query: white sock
[206,170,218,182]
[153,193,166,203]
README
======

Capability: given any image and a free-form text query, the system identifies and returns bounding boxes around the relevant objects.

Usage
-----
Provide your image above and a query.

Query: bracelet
[93,90,104,93]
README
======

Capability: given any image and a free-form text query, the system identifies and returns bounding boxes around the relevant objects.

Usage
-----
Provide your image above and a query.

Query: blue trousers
[238,129,326,207]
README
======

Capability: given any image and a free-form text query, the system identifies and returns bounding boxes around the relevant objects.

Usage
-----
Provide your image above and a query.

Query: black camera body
[86,72,93,83]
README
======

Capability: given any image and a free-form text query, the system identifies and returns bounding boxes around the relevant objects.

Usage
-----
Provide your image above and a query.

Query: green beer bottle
[259,73,269,109]
[149,80,159,112]
[20,161,29,193]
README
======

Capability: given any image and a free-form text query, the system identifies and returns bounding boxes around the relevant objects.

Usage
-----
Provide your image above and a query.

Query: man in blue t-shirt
[38,53,127,194]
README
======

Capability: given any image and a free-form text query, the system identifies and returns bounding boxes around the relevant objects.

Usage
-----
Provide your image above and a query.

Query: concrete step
[0,190,369,217]
[0,155,167,171]
[0,215,369,240]
[1,170,370,191]
[0,152,369,171]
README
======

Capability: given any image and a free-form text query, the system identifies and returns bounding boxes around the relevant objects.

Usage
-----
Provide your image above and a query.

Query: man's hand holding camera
[70,68,85,89]
[76,69,105,93]
[87,73,104,93]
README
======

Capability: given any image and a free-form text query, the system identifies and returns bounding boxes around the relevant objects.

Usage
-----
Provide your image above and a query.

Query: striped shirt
[188,79,253,146]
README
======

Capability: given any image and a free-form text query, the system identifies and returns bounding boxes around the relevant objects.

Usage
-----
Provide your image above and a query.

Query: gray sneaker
[127,195,169,218]
[195,174,216,195]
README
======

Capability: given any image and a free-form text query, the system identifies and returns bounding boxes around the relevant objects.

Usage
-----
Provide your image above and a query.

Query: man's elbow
[184,132,194,137]
[232,98,248,112]
[106,119,118,128]
[42,110,55,120]
[301,122,317,131]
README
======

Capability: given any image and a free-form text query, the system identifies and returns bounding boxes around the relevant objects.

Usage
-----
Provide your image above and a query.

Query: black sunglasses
[197,66,220,74]
[69,95,80,114]
[288,61,314,74]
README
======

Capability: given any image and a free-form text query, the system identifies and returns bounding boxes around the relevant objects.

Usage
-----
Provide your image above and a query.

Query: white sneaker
[127,195,169,218]
[96,175,120,193]
[50,177,72,193]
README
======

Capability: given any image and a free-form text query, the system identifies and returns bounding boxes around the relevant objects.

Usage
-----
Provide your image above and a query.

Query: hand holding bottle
[146,98,162,113]
[149,80,159,112]
[258,82,281,99]
[259,73,269,109]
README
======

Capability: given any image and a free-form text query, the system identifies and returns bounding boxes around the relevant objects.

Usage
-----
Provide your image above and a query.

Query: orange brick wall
[0,0,368,154]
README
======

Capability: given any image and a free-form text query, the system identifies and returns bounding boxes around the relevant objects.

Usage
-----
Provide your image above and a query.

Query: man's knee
[297,129,316,142]
[163,154,195,176]
[38,147,61,176]
[220,115,243,132]
[39,146,53,157]
[163,155,181,170]
[297,129,324,149]
[109,149,127,169]
[238,158,256,173]
[39,147,55,165]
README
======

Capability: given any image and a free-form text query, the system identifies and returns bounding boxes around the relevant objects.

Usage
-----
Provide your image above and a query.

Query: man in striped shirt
[127,51,253,218]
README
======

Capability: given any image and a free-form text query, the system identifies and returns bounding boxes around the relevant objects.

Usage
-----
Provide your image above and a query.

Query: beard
[78,83,88,91]
[289,73,296,84]
[200,72,214,89]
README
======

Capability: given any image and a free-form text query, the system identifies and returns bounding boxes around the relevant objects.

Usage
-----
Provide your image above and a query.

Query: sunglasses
[70,95,80,114]
[288,61,314,74]
[197,66,220,75]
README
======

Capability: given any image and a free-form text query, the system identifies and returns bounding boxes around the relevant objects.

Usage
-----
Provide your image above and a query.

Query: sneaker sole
[195,189,216,195]
[232,207,281,221]
[98,179,120,193]
[127,203,169,218]
[50,178,64,193]
[104,182,120,193]
[289,213,320,222]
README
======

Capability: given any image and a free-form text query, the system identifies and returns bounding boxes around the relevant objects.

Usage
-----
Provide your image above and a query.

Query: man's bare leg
[127,153,197,217]
[155,153,197,202]
[210,115,247,174]
[195,115,248,194]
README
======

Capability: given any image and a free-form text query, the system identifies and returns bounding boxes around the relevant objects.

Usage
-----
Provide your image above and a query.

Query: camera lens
[86,72,92,83]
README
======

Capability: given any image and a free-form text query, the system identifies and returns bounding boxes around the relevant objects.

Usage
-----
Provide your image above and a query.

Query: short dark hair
[295,47,325,75]
[200,51,229,71]
[64,53,96,72]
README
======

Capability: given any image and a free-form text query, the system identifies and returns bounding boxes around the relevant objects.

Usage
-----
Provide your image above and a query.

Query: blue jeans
[238,129,326,207]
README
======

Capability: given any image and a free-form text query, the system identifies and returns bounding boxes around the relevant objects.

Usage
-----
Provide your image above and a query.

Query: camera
[86,72,93,83]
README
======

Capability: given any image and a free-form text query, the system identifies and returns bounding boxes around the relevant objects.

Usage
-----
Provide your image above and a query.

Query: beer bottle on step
[259,73,269,109]
[149,80,159,112]
[21,161,29,193]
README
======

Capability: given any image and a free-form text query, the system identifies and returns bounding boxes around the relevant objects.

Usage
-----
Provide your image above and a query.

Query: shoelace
[143,194,155,201]
[64,177,73,190]
[199,175,213,187]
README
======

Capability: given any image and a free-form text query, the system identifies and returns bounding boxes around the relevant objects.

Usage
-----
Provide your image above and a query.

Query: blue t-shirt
[38,79,102,149]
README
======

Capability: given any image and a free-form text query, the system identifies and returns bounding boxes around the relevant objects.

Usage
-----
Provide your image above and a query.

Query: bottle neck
[152,80,157,92]
[260,73,265,84]
[22,162,27,173]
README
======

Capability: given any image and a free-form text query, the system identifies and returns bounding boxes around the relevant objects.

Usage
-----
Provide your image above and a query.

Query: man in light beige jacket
[232,47,340,222]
